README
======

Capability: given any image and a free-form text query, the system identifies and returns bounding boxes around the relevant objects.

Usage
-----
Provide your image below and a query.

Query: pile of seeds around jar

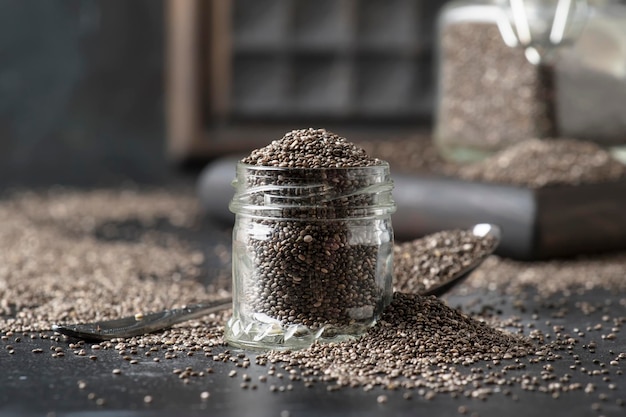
[263,292,534,392]
[393,228,498,295]
[235,128,392,330]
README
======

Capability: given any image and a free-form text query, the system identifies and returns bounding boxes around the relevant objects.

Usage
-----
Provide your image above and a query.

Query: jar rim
[235,160,391,172]
[230,161,396,218]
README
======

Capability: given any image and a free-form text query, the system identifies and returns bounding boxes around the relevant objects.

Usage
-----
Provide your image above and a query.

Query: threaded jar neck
[229,162,396,220]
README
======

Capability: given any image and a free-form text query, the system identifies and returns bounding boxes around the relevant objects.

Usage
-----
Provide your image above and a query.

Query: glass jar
[225,162,396,350]
[434,0,561,162]
[434,0,626,164]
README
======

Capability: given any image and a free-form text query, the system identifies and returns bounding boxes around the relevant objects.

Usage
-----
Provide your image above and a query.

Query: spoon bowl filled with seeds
[394,223,500,297]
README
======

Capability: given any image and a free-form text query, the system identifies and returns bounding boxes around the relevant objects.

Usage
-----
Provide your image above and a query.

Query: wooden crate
[165,0,441,164]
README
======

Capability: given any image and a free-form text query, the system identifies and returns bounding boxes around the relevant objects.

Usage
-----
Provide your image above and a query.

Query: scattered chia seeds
[0,186,624,408]
[358,134,455,176]
[393,229,498,295]
[359,136,626,188]
[263,292,534,393]
[466,251,626,298]
[457,138,626,188]
[0,188,232,333]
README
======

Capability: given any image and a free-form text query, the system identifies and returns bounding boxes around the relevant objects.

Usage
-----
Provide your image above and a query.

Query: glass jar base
[224,316,372,351]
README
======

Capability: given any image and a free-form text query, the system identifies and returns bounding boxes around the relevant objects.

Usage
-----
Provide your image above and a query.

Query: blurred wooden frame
[166,0,229,163]
[166,0,313,164]
[165,0,427,165]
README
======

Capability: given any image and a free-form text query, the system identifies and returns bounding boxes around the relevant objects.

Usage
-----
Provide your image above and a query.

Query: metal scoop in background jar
[51,224,501,342]
[496,0,589,64]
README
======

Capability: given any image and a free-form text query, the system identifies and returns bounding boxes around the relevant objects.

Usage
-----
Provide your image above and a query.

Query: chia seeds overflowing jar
[225,129,396,350]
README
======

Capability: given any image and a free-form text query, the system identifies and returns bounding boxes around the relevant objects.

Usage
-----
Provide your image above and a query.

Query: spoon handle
[52,298,232,341]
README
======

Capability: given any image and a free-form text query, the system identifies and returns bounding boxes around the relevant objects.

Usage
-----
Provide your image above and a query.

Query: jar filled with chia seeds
[225,129,396,350]
[434,0,589,162]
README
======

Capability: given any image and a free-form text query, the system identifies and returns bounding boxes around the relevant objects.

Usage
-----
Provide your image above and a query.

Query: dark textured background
[0,0,167,187]
[0,0,446,188]
[2,0,626,189]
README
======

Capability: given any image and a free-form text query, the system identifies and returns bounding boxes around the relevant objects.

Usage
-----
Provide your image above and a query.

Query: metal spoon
[52,223,500,341]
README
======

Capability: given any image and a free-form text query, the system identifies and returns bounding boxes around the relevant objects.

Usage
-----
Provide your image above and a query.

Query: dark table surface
[2,288,625,417]
[1,211,625,417]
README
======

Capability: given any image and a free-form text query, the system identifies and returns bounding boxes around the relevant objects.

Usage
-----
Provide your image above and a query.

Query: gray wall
[0,0,166,187]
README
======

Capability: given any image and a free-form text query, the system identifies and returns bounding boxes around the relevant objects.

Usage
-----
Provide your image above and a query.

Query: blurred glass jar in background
[558,0,626,163]
[434,0,626,164]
